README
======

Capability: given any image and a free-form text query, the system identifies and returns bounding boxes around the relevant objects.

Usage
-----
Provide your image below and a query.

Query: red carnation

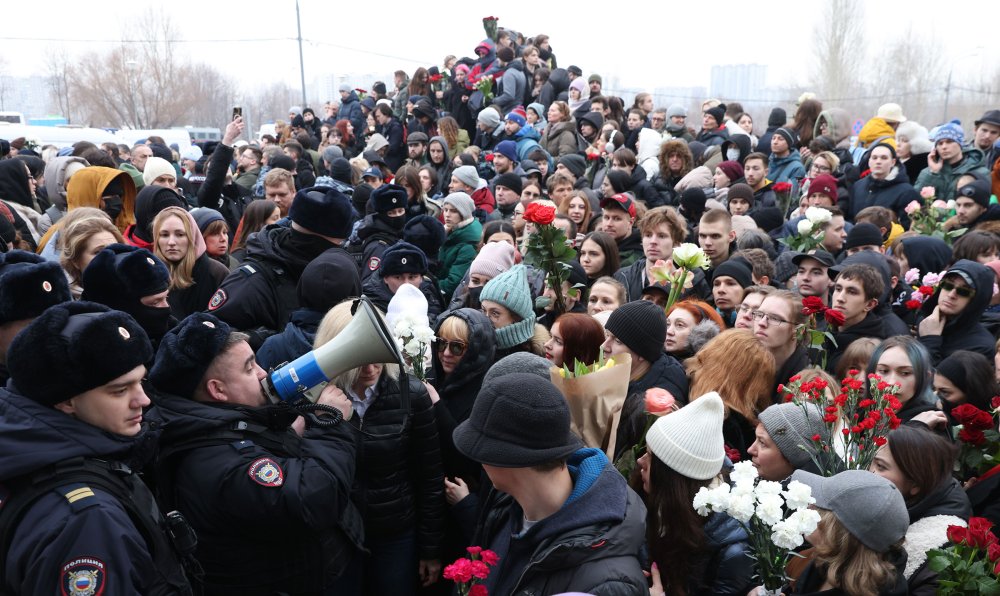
[523,202,556,225]
[466,546,482,556]
[470,560,490,579]
[904,299,922,310]
[484,153,495,162]
[773,182,792,193]
[469,586,488,596]
[918,285,934,295]
[824,308,846,326]
[874,436,887,447]
[823,414,838,423]
[802,296,825,315]
[812,433,822,442]
[480,550,499,566]
[724,444,742,462]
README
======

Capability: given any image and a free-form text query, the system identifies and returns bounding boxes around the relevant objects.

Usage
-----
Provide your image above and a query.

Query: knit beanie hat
[712,257,753,288]
[296,248,361,312]
[443,192,475,221]
[957,178,991,208]
[403,215,446,259]
[667,104,687,119]
[451,165,480,189]
[142,157,176,186]
[646,391,725,480]
[843,222,883,251]
[7,302,152,407]
[380,241,428,277]
[493,172,523,195]
[480,264,536,349]
[767,108,787,128]
[605,300,667,363]
[477,107,502,128]
[0,250,71,325]
[727,183,754,205]
[680,188,708,217]
[588,74,602,84]
[808,174,838,202]
[705,104,727,127]
[775,127,799,148]
[149,312,233,398]
[329,158,353,184]
[717,160,744,183]
[931,119,964,145]
[289,186,353,239]
[750,206,784,233]
[495,140,518,163]
[322,145,345,163]
[505,106,527,128]
[81,244,170,310]
[758,402,831,470]
[453,372,583,467]
[470,241,516,280]
[483,352,552,385]
[558,154,587,178]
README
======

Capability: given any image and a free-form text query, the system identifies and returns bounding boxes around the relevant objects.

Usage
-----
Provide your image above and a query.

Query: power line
[0,36,292,43]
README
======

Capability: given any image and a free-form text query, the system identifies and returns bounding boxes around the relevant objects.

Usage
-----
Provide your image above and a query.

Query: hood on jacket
[158,206,207,258]
[899,236,952,277]
[0,159,34,208]
[474,39,497,67]
[720,134,752,164]
[43,156,89,210]
[636,128,663,163]
[815,108,852,145]
[528,102,547,124]
[547,68,570,95]
[432,308,496,400]
[134,184,185,243]
[66,166,138,232]
[578,111,604,134]
[428,135,450,161]
[0,386,158,481]
[858,118,896,149]
[921,259,995,331]
[896,121,933,155]
[769,150,803,168]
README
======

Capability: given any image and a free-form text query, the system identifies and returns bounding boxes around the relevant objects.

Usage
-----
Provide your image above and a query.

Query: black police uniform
[0,386,192,595]
[153,392,365,595]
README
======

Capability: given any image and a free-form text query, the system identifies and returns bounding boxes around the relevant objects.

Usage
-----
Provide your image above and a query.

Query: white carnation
[770,519,806,550]
[727,493,756,524]
[783,481,815,511]
[754,480,783,497]
[403,339,423,355]
[693,485,730,516]
[755,493,786,527]
[797,219,814,235]
[730,461,758,489]
[805,206,832,224]
[787,508,821,535]
[413,326,435,343]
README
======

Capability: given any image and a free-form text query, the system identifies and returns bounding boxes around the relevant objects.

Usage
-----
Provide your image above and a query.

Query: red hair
[554,313,606,366]
[335,119,354,144]
[666,299,725,330]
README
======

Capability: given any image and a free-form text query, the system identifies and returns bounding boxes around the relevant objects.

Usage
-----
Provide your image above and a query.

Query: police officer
[148,312,364,595]
[0,302,192,595]
[207,185,358,348]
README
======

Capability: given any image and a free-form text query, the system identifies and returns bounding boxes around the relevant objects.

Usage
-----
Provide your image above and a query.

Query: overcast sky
[2,1,997,101]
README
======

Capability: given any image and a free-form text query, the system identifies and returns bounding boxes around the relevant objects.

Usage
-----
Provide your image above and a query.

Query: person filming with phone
[913,119,990,201]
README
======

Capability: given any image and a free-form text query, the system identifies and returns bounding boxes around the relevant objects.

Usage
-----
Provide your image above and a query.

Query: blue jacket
[0,386,179,595]
[338,91,366,136]
[768,151,807,184]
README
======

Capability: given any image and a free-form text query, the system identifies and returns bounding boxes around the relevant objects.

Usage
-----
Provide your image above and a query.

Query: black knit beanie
[712,257,754,288]
[605,300,667,363]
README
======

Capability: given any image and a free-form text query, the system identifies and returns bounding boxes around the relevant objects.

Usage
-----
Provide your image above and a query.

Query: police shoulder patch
[247,457,284,487]
[367,256,381,271]
[208,289,227,310]
[61,556,106,596]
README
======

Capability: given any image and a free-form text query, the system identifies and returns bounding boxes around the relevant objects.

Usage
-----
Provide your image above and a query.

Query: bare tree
[811,0,867,103]
[245,82,299,133]
[185,63,238,130]
[45,47,74,123]
[0,56,10,112]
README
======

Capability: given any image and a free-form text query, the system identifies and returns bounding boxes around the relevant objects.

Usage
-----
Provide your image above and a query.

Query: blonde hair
[687,329,775,424]
[437,315,470,343]
[58,207,124,285]
[313,300,399,391]
[812,509,900,596]
[153,207,197,290]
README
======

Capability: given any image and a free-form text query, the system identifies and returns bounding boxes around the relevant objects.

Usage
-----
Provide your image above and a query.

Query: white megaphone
[263,296,404,403]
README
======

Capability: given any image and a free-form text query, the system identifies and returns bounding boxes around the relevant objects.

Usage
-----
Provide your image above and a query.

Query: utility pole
[296,0,307,108]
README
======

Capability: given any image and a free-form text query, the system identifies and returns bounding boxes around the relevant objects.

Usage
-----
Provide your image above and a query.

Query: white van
[0,123,118,148]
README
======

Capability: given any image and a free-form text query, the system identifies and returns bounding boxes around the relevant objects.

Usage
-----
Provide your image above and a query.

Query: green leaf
[534,296,552,309]
[927,554,951,573]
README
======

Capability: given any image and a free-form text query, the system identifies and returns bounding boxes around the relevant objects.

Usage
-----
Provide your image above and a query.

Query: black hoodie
[918,259,996,364]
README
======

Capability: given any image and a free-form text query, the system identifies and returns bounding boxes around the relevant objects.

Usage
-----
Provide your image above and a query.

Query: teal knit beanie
[480,264,535,349]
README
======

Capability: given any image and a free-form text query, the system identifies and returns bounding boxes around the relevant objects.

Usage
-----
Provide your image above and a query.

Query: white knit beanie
[646,391,725,480]
[142,157,176,186]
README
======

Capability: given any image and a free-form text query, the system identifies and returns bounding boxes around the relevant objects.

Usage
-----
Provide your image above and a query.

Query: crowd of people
[1,23,1000,596]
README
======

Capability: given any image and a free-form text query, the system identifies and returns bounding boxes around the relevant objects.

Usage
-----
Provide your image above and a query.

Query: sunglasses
[939,281,975,298]
[436,339,468,357]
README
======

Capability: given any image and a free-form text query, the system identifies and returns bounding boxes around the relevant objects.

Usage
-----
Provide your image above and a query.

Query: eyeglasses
[751,310,790,326]
[939,281,975,298]
[810,163,832,173]
[651,116,665,122]
[436,339,468,357]
[737,303,756,314]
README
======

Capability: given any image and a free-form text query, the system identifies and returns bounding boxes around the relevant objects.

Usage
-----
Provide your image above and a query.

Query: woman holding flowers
[870,425,972,593]
[542,312,604,368]
[637,392,755,596]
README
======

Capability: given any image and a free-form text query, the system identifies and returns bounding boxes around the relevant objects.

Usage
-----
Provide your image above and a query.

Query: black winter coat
[682,512,755,595]
[197,142,252,235]
[167,254,229,319]
[826,311,887,374]
[348,373,446,559]
[918,259,997,365]
[848,167,920,227]
[362,269,445,323]
[376,117,407,172]
[615,353,690,460]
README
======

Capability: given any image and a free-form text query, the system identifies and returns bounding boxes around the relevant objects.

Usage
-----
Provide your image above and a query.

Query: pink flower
[904,200,920,215]
[932,200,948,210]
[922,272,942,286]
[909,290,926,304]
[645,388,676,415]
[904,268,920,284]
[920,186,936,200]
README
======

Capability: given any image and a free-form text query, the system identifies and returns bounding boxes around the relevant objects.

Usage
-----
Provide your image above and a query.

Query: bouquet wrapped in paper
[549,353,631,458]
[386,284,434,380]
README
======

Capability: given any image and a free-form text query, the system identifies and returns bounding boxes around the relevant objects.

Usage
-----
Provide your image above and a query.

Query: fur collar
[904,515,966,579]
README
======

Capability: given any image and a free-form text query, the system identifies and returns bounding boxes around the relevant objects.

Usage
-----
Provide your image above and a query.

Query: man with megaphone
[148,312,365,595]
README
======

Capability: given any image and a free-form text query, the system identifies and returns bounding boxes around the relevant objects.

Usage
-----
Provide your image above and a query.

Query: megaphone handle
[295,402,345,428]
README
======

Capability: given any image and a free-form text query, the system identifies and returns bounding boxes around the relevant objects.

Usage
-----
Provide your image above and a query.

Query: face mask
[132,304,172,340]
[377,213,406,232]
[102,196,123,221]
[467,285,484,310]
[726,149,741,161]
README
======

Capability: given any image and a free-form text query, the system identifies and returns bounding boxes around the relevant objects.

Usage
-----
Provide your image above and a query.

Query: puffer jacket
[349,372,445,559]
[913,146,989,201]
[255,308,324,371]
[683,512,755,595]
[848,166,920,226]
[918,259,996,364]
[474,449,648,596]
[541,119,580,158]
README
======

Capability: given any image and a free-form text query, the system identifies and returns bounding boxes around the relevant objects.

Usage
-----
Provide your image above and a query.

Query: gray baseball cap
[790,469,909,553]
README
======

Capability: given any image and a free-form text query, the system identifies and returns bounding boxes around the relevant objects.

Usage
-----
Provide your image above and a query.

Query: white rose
[770,519,805,550]
[797,219,814,235]
[787,508,821,535]
[755,494,785,527]
[394,320,412,337]
[730,461,758,489]
[805,206,832,224]
[946,199,957,211]
[783,481,815,511]
[727,493,756,524]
